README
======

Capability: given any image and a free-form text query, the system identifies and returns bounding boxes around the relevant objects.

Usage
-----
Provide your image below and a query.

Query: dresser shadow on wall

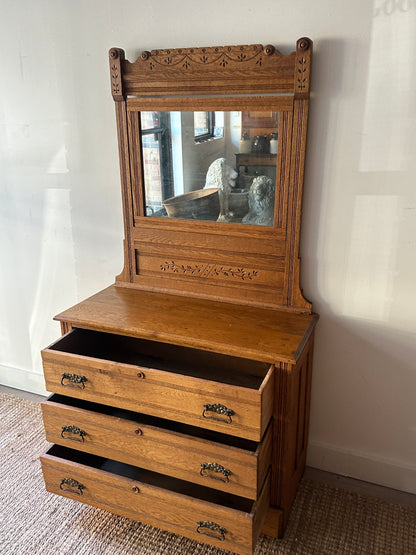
[308,309,415,494]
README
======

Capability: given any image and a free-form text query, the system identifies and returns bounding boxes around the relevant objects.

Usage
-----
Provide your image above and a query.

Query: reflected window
[194,111,224,143]
[140,112,174,215]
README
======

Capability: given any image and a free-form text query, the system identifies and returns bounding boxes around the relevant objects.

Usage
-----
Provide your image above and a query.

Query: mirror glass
[140,111,279,226]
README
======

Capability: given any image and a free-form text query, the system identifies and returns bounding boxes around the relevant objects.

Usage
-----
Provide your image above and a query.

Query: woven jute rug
[1,392,415,555]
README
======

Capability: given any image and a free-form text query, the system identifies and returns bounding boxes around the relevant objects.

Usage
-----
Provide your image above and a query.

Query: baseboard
[0,364,48,396]
[307,440,416,495]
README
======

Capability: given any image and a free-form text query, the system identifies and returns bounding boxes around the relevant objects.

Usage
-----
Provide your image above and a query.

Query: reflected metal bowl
[163,188,219,220]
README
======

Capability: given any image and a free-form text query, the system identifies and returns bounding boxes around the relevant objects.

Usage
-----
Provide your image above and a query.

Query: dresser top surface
[54,285,318,364]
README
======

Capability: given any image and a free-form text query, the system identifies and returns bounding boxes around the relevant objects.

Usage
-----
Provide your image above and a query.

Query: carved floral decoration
[297,57,307,91]
[160,261,259,281]
[111,64,120,94]
[139,44,276,71]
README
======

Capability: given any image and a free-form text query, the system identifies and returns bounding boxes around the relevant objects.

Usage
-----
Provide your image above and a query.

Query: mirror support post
[287,38,313,310]
[109,48,135,283]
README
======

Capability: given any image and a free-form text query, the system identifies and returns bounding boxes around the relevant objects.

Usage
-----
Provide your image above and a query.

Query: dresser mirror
[140,110,279,226]
[110,40,312,311]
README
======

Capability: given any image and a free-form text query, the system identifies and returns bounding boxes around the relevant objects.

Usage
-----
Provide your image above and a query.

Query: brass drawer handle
[202,403,234,424]
[61,373,87,389]
[60,478,85,495]
[200,462,231,483]
[196,521,227,541]
[61,425,86,443]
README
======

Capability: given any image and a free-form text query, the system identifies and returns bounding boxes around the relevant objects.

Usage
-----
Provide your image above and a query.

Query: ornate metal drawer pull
[202,403,234,424]
[200,462,232,483]
[61,425,86,443]
[59,478,85,495]
[196,521,227,541]
[61,373,87,389]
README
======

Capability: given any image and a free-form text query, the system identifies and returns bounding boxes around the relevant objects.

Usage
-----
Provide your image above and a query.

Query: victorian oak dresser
[40,38,318,555]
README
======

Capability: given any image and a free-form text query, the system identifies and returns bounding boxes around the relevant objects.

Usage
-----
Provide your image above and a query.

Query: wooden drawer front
[41,445,270,555]
[42,329,274,442]
[42,395,272,500]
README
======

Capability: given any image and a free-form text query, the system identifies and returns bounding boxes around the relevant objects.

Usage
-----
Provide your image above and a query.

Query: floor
[2,384,416,509]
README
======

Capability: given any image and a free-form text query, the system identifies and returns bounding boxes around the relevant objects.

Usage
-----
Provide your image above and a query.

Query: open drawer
[41,444,270,555]
[42,394,272,500]
[41,328,274,441]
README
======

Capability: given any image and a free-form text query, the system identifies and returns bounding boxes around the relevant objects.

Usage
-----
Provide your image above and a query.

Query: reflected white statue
[242,175,275,226]
[204,158,238,222]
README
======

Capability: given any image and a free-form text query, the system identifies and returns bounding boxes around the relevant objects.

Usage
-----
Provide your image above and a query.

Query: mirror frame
[109,39,313,313]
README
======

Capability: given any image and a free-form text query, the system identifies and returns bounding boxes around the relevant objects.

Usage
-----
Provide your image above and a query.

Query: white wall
[1,0,416,494]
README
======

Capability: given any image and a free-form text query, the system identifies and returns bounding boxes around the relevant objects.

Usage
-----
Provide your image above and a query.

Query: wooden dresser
[40,38,317,555]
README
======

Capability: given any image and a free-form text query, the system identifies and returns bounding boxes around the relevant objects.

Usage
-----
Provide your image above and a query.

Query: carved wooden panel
[135,250,284,287]
[121,46,292,97]
[110,39,312,99]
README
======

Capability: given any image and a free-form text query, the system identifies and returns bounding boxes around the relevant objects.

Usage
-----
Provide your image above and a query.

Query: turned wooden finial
[263,44,275,56]
[297,37,312,52]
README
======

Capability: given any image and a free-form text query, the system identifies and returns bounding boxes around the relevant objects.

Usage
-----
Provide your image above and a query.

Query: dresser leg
[261,505,284,538]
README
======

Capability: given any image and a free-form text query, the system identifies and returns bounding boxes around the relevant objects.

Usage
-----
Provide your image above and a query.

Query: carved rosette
[137,44,280,72]
[160,261,259,281]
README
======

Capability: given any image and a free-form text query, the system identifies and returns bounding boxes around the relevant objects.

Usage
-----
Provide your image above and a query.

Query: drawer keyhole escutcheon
[61,425,86,443]
[132,486,140,493]
[134,428,143,436]
[200,462,231,483]
[136,371,146,379]
[60,373,87,389]
[196,521,227,541]
[60,478,85,495]
[202,403,235,424]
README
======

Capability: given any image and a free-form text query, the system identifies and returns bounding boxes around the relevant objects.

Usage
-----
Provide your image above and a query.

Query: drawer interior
[46,444,254,512]
[48,394,258,451]
[50,328,271,389]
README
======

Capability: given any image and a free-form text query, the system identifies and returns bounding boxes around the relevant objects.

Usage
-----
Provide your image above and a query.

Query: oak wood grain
[41,446,270,555]
[42,396,271,500]
[54,285,318,364]
[270,332,315,535]
[120,44,297,97]
[42,329,274,441]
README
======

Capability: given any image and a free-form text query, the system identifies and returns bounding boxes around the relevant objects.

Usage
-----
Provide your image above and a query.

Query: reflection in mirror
[140,111,279,226]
